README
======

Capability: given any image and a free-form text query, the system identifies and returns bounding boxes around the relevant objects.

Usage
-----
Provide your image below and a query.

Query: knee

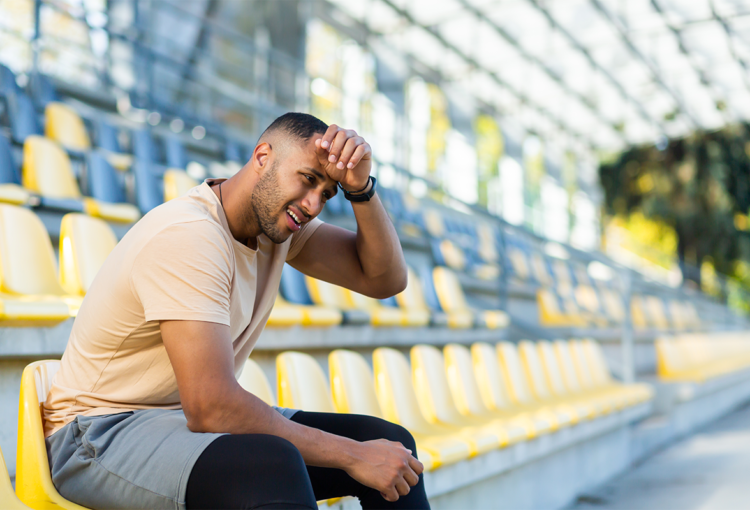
[378,420,418,453]
[260,435,307,472]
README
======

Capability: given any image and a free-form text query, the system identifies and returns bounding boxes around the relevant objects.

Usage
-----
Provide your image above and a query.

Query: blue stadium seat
[96,120,121,153]
[0,132,20,185]
[0,64,18,96]
[28,72,59,108]
[133,160,164,214]
[86,152,140,222]
[8,91,42,143]
[164,134,187,169]
[133,129,158,163]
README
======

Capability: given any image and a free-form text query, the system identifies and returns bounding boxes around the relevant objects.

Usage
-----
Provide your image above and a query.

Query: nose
[300,189,323,218]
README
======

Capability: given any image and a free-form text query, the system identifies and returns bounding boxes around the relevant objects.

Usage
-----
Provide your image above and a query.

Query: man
[43,113,429,510]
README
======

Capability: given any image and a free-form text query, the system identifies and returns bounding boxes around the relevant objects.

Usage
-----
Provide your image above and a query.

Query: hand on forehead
[313,124,372,189]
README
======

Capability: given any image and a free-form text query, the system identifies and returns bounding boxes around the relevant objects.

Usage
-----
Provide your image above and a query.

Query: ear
[252,142,271,174]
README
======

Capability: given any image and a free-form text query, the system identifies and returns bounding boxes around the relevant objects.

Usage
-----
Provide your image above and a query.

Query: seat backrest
[536,341,570,397]
[552,260,572,286]
[432,266,469,313]
[305,276,348,309]
[133,160,163,214]
[343,288,379,311]
[96,120,121,153]
[470,342,513,411]
[164,135,187,169]
[437,240,467,271]
[418,265,443,311]
[569,340,597,390]
[582,339,613,385]
[553,340,583,394]
[530,253,552,286]
[644,296,669,329]
[87,151,127,204]
[506,246,530,280]
[630,296,649,328]
[518,340,553,400]
[0,446,30,509]
[655,337,689,376]
[280,264,314,305]
[0,132,20,185]
[395,267,429,312]
[163,169,198,202]
[0,63,18,94]
[276,352,335,412]
[133,129,158,162]
[476,224,499,264]
[328,350,384,418]
[423,209,445,238]
[496,342,535,405]
[8,91,41,142]
[444,343,491,417]
[17,360,87,509]
[59,213,118,296]
[574,285,601,314]
[22,136,81,199]
[601,289,625,322]
[237,358,275,406]
[45,102,91,152]
[0,204,66,295]
[410,344,464,424]
[372,347,436,434]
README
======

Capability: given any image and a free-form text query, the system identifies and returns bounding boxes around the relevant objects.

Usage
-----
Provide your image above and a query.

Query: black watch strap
[339,176,377,202]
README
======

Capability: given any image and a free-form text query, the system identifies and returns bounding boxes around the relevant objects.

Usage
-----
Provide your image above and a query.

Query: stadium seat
[578,339,653,404]
[163,169,198,202]
[59,213,118,296]
[0,63,18,96]
[0,132,30,205]
[328,349,471,469]
[85,152,140,222]
[517,341,603,418]
[237,358,276,406]
[342,288,427,327]
[1,446,31,509]
[552,340,622,412]
[568,340,630,409]
[16,360,89,509]
[372,347,500,456]
[495,342,578,427]
[276,351,336,412]
[95,120,132,170]
[536,340,604,410]
[0,205,75,325]
[8,91,42,143]
[394,267,446,327]
[266,296,305,326]
[44,102,90,153]
[530,253,553,287]
[644,296,670,330]
[277,266,345,326]
[28,73,58,108]
[506,244,532,282]
[600,288,626,324]
[432,267,509,329]
[164,135,187,169]
[410,344,525,446]
[133,160,163,214]
[443,343,551,439]
[303,276,370,325]
[630,296,649,329]
[537,288,588,327]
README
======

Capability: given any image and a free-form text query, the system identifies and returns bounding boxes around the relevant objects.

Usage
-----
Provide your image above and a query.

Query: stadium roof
[325,0,750,151]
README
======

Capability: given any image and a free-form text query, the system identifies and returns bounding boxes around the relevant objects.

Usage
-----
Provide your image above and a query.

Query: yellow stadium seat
[396,267,467,328]
[1,447,32,509]
[423,209,445,238]
[45,103,91,152]
[328,349,470,470]
[0,205,75,325]
[469,343,556,434]
[276,351,336,412]
[600,288,626,323]
[23,136,138,223]
[163,169,198,202]
[237,358,276,406]
[476,224,500,265]
[506,246,531,282]
[432,267,509,329]
[273,295,342,327]
[495,342,577,427]
[667,301,686,330]
[644,296,670,330]
[373,347,500,456]
[0,183,31,205]
[444,343,552,439]
[411,344,525,446]
[518,341,602,419]
[551,340,614,413]
[536,288,588,327]
[655,334,750,382]
[16,360,89,509]
[58,214,118,296]
[342,289,426,327]
[266,296,306,327]
[630,296,649,329]
[568,340,630,409]
[436,239,467,272]
[580,339,653,404]
[530,253,553,287]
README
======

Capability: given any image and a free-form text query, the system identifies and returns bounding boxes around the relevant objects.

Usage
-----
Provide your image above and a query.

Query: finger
[327,130,351,163]
[408,455,424,475]
[395,479,411,497]
[346,143,370,169]
[320,124,340,150]
[336,137,364,170]
[403,466,419,487]
[381,488,399,502]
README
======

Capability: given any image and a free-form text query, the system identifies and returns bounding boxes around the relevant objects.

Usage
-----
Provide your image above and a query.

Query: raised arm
[161,319,423,502]
[289,125,407,299]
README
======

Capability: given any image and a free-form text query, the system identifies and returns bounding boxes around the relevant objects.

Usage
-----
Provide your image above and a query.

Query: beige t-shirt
[43,181,322,437]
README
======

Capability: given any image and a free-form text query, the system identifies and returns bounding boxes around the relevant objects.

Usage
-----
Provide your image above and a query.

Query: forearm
[194,385,360,470]
[351,192,407,295]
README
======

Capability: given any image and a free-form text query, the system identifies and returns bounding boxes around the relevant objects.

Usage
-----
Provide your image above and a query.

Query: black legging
[185,411,430,510]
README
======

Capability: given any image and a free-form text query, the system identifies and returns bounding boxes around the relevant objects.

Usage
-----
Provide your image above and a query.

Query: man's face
[250,137,338,244]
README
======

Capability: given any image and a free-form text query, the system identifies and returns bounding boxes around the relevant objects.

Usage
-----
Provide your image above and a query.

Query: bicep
[288,223,365,290]
[160,320,239,426]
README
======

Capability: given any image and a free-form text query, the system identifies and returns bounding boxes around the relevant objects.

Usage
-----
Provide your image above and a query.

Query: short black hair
[259,112,328,142]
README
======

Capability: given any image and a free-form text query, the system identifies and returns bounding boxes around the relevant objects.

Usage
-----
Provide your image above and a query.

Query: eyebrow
[304,167,338,197]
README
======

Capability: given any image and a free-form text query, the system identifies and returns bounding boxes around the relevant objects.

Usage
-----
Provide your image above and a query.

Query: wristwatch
[338,176,377,202]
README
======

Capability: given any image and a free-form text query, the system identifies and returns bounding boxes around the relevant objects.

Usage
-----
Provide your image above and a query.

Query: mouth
[285,207,303,232]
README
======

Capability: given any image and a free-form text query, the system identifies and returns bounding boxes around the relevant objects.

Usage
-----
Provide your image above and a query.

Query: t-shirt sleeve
[286,217,324,261]
[130,221,233,325]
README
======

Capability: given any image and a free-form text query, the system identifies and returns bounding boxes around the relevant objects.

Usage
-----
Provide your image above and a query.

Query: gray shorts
[45,407,298,510]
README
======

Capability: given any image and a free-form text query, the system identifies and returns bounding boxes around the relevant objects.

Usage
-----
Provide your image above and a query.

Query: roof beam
[454,0,628,143]
[527,0,666,137]
[710,1,750,93]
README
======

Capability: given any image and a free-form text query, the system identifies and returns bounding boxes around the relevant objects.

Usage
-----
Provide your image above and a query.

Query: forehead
[276,136,335,182]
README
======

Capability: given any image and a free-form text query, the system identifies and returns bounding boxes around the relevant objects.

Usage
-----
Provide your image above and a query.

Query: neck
[211,176,262,249]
